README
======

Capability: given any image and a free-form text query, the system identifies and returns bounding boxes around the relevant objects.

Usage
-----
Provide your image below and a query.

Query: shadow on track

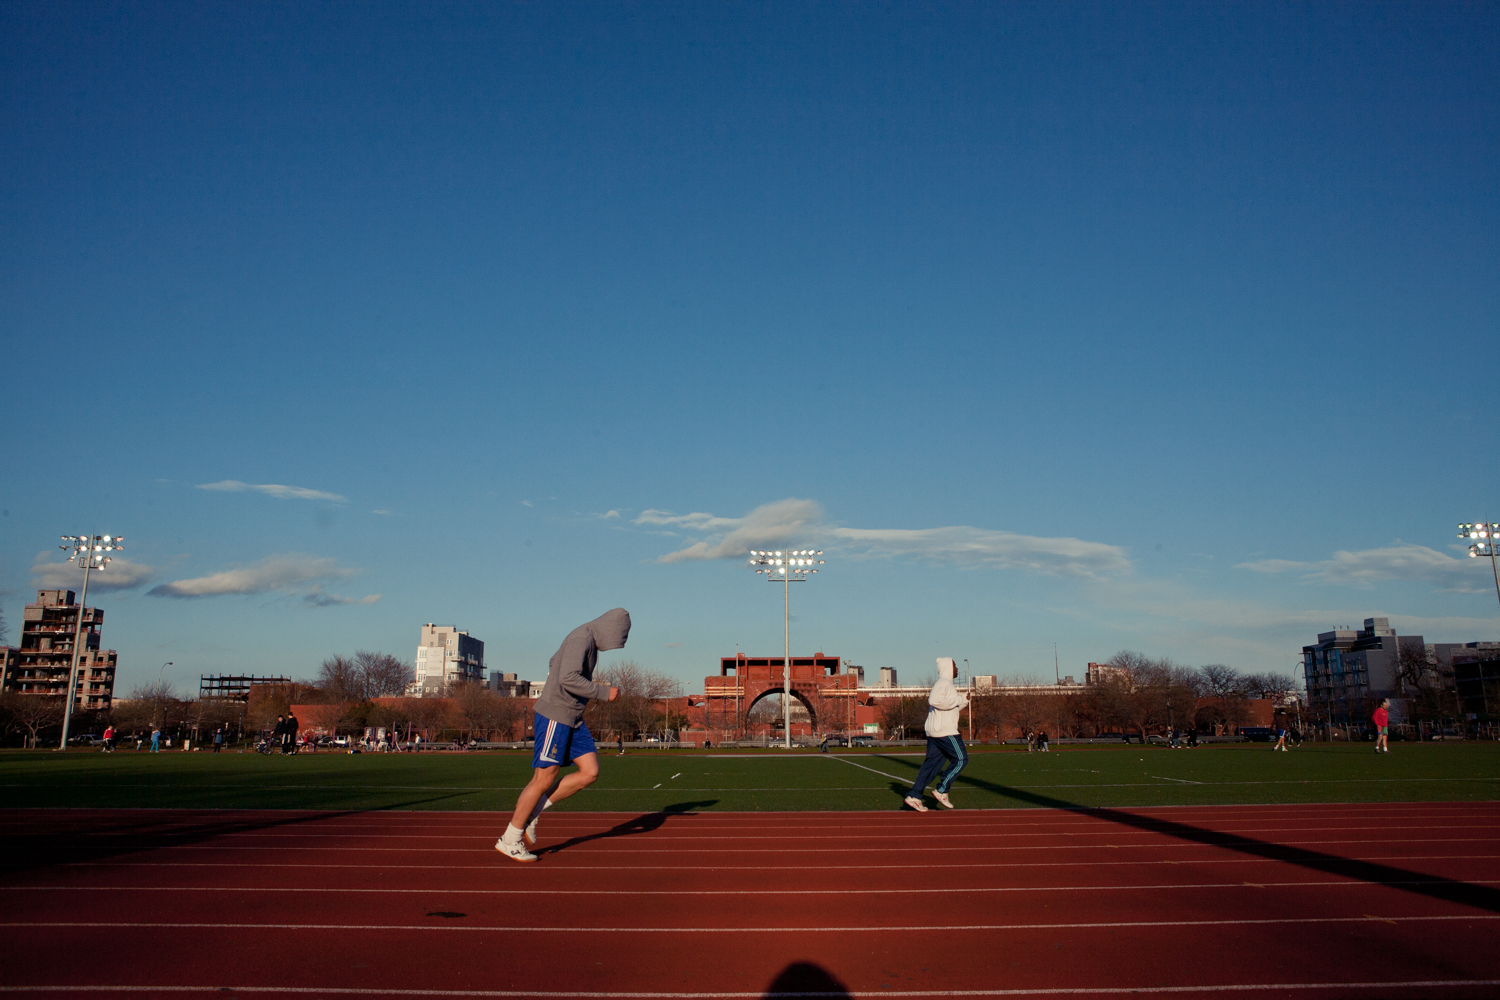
[873,754,1500,914]
[761,961,852,998]
[0,794,466,877]
[537,799,720,856]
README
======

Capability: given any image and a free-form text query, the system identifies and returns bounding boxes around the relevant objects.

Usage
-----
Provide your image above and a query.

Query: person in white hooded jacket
[904,657,969,811]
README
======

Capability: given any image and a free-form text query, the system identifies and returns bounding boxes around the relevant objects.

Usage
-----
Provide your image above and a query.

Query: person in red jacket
[1372,699,1390,754]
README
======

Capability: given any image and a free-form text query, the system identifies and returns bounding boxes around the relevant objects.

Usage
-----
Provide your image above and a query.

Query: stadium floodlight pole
[748,548,825,749]
[1459,522,1500,613]
[56,533,123,750]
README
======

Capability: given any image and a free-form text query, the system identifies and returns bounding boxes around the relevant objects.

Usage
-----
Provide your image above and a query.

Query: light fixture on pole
[1459,522,1500,612]
[747,548,825,749]
[56,533,123,750]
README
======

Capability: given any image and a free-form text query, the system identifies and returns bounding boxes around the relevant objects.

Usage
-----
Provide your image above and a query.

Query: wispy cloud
[31,556,155,592]
[146,553,369,605]
[1235,544,1489,592]
[371,509,393,516]
[197,480,347,503]
[302,588,382,607]
[637,498,1129,580]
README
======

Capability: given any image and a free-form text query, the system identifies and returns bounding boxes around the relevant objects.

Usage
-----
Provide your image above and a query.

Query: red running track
[2,802,1499,998]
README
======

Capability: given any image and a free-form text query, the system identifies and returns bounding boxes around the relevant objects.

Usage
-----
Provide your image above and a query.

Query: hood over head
[936,657,957,681]
[589,608,632,651]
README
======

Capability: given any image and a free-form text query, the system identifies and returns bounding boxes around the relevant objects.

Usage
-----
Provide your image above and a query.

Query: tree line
[879,653,1300,740]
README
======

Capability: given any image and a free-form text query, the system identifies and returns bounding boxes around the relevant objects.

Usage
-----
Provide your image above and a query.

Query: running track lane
[1,804,1498,999]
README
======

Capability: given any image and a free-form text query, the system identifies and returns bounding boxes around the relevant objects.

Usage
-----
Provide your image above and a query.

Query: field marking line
[4,915,1495,934]
[2,983,1500,998]
[11,878,1496,896]
[29,853,1500,873]
[1149,776,1204,785]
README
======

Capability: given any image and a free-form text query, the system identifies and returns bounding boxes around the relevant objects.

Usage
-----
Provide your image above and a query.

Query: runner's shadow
[761,961,852,998]
[945,770,1500,914]
[537,800,720,855]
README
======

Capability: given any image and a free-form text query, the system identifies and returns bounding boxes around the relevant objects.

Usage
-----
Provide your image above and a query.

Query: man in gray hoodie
[904,657,968,811]
[496,608,628,862]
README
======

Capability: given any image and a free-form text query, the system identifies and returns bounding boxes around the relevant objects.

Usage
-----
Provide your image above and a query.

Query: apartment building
[0,589,118,710]
[412,624,484,696]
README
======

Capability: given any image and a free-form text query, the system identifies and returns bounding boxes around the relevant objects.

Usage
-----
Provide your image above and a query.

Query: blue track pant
[910,735,968,795]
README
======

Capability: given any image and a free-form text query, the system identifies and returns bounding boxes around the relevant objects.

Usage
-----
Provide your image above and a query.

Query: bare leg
[508,753,602,829]
[509,765,560,829]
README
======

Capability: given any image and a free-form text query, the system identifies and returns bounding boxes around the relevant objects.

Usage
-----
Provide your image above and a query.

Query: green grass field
[2,741,1496,813]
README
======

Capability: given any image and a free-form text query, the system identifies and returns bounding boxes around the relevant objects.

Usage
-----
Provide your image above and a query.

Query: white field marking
[826,755,910,782]
[2,985,1500,999]
[30,854,1500,873]
[671,773,681,779]
[1149,776,1204,785]
[3,914,1496,935]
[652,784,661,788]
[14,878,1498,896]
[101,836,1498,855]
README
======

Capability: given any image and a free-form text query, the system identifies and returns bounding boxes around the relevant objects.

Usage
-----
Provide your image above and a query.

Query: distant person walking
[213,727,224,753]
[1373,699,1390,754]
[149,727,161,753]
[903,657,969,812]
[101,725,115,753]
[1038,731,1050,752]
[282,712,299,755]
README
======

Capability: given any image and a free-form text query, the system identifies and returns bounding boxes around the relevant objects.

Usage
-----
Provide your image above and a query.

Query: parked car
[1239,727,1275,742]
[821,735,849,747]
[851,736,877,747]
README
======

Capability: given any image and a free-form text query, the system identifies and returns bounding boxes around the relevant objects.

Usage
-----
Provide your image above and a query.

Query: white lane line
[1,984,1499,999]
[3,914,1495,934]
[85,822,1489,840]
[1,983,1500,998]
[30,854,1500,873]
[1149,776,1204,785]
[2,982,1500,998]
[10,878,1497,895]
[74,836,1493,855]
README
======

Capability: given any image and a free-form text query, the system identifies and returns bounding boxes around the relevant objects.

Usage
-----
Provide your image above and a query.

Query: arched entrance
[701,654,858,739]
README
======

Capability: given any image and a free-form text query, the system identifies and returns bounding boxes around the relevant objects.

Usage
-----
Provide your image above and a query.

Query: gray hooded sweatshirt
[532,608,631,728]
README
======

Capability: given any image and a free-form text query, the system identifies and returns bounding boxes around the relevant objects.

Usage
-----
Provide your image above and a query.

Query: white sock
[502,824,524,845]
[528,796,553,826]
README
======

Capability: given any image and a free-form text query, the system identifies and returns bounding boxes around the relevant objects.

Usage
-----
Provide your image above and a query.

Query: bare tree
[318,654,364,702]
[5,694,64,748]
[878,696,927,739]
[355,650,412,697]
[247,681,322,733]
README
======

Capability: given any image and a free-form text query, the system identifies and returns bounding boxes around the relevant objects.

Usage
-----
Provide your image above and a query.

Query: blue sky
[3,1,1497,696]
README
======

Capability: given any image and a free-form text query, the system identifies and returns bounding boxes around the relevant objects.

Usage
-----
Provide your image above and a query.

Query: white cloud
[640,498,1129,580]
[645,499,824,564]
[31,556,155,592]
[829,525,1130,578]
[147,553,359,601]
[520,500,534,507]
[197,480,347,503]
[598,510,622,519]
[1235,544,1490,592]
[371,509,393,516]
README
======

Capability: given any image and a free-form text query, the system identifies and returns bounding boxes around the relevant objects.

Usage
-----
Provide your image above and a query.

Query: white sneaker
[524,814,540,845]
[495,837,538,862]
[903,795,929,812]
[933,791,955,810]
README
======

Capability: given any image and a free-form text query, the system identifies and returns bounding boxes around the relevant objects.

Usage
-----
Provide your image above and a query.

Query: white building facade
[413,624,485,696]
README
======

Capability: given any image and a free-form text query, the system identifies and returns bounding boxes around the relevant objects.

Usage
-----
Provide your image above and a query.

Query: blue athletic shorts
[532,713,597,769]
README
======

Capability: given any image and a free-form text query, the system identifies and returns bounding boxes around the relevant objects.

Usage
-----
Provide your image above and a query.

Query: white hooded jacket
[924,657,968,738]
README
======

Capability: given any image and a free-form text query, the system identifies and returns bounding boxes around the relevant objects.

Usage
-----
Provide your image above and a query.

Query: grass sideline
[1,741,1495,813]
